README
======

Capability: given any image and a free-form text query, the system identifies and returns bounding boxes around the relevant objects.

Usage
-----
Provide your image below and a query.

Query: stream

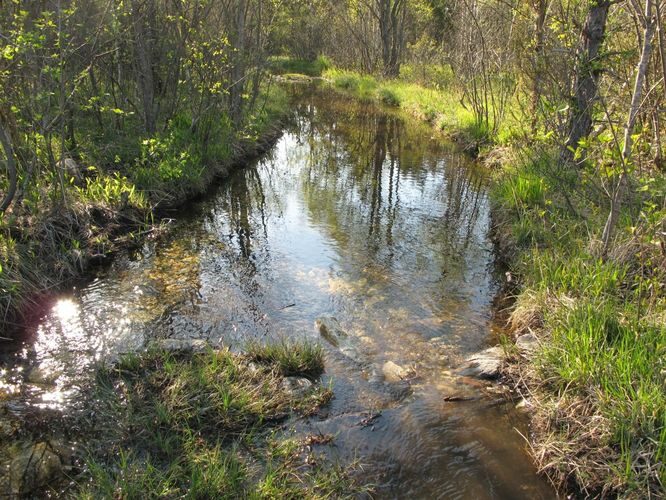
[1,87,557,498]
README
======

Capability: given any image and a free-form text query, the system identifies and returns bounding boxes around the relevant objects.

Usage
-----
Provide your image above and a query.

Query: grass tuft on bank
[74,343,358,498]
[247,340,325,379]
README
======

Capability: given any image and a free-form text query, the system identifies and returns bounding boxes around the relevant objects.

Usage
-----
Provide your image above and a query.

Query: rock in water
[315,317,347,347]
[382,361,414,382]
[457,346,504,379]
[281,377,313,397]
[26,366,61,386]
[10,441,70,495]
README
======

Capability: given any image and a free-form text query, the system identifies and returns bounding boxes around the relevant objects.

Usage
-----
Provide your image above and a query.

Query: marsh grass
[74,344,357,498]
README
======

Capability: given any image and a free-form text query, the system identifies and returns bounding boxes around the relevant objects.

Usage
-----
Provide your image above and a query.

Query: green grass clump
[74,345,356,498]
[77,172,148,209]
[327,69,378,101]
[247,340,325,379]
[377,87,401,107]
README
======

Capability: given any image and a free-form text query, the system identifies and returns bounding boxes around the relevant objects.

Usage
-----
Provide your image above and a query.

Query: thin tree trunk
[374,0,405,78]
[601,0,657,256]
[132,0,157,134]
[0,125,17,213]
[655,0,666,166]
[230,0,247,127]
[530,0,547,133]
[563,0,611,165]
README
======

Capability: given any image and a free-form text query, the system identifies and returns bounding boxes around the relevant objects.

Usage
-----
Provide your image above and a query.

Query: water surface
[1,89,556,498]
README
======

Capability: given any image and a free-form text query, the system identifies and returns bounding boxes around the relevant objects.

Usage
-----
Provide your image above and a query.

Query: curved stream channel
[1,88,556,498]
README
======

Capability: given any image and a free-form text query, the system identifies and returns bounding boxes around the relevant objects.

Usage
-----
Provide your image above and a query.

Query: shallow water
[1,88,556,498]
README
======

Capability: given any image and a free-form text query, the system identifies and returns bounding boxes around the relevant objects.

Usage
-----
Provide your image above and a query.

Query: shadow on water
[0,88,557,498]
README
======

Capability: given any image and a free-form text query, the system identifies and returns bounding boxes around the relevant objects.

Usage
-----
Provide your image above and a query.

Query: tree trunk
[0,125,18,213]
[562,0,611,165]
[132,0,158,134]
[375,0,406,78]
[530,0,547,133]
[655,0,666,167]
[601,0,656,256]
[229,0,248,128]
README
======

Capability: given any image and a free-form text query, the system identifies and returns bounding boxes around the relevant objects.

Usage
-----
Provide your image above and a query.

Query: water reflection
[0,89,555,498]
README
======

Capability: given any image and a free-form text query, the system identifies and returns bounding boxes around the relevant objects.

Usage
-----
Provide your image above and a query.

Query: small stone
[457,346,504,379]
[56,158,83,183]
[10,441,71,495]
[26,366,61,386]
[516,333,539,355]
[516,398,531,410]
[382,361,414,382]
[246,362,261,373]
[281,377,313,397]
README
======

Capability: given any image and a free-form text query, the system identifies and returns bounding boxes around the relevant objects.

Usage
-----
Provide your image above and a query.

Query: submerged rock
[281,377,313,397]
[457,346,504,379]
[9,440,72,495]
[153,338,210,353]
[26,366,61,386]
[315,317,347,347]
[381,361,415,382]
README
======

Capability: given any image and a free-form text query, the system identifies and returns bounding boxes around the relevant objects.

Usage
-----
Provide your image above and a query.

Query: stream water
[0,87,557,498]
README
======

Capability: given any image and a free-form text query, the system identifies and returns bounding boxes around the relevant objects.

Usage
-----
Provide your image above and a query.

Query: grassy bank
[493,149,665,497]
[322,68,527,149]
[321,65,665,497]
[268,55,331,78]
[0,84,288,338]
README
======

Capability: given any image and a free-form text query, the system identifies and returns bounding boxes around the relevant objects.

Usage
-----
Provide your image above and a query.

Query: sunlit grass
[247,340,325,379]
